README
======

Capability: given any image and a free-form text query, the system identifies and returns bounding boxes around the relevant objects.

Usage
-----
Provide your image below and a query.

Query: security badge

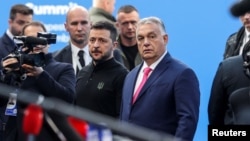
[5,92,17,116]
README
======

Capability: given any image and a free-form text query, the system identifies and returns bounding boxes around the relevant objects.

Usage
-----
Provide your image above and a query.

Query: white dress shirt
[71,43,92,74]
[239,29,250,55]
[134,51,168,95]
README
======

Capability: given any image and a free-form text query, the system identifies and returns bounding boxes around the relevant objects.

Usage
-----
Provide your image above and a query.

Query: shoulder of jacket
[53,45,70,57]
[227,32,237,41]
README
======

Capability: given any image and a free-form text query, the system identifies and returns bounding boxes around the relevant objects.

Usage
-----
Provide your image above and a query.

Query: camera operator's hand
[2,54,20,72]
[21,64,44,77]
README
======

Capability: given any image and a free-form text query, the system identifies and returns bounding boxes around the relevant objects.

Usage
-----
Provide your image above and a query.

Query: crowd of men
[13,0,250,140]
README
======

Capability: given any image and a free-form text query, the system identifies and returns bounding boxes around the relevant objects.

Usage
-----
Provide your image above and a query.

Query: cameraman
[208,0,250,125]
[0,21,76,141]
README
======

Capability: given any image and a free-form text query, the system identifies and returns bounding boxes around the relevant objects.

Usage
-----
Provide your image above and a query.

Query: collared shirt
[71,42,92,74]
[6,29,14,41]
[133,51,168,94]
[6,29,22,45]
[239,29,250,55]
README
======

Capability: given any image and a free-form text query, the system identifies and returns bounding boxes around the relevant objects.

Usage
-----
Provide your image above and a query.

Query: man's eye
[149,35,155,39]
[89,39,95,42]
[137,37,143,41]
[99,39,106,43]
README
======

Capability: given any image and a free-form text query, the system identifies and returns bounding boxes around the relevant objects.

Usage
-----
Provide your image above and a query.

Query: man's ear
[113,41,118,49]
[115,22,119,28]
[8,19,12,25]
[163,34,168,44]
[64,22,68,32]
[90,21,93,27]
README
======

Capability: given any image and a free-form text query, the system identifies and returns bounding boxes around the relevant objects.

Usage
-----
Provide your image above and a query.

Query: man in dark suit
[53,5,123,75]
[0,4,33,63]
[0,4,33,141]
[120,17,200,141]
[53,6,92,75]
[0,21,76,141]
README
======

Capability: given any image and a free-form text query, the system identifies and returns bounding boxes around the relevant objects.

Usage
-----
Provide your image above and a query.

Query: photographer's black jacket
[0,33,16,66]
[0,53,76,141]
[208,55,250,125]
[223,26,250,59]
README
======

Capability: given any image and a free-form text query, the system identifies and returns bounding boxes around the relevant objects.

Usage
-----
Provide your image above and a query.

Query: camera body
[37,32,57,45]
[12,33,57,67]
[2,33,57,78]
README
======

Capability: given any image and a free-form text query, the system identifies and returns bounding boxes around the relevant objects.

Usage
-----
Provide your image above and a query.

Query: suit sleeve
[36,64,76,103]
[174,68,200,140]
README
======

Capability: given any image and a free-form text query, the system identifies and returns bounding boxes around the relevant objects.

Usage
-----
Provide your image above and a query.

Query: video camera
[14,32,56,53]
[2,32,57,78]
[37,32,57,44]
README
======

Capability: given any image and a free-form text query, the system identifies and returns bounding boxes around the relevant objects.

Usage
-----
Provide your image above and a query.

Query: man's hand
[2,55,20,72]
[21,64,44,77]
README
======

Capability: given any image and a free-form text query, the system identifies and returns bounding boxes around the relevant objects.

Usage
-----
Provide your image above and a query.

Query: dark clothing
[0,32,17,140]
[89,7,116,24]
[53,45,73,64]
[223,26,250,59]
[208,56,250,125]
[120,53,200,141]
[116,38,142,71]
[75,58,128,118]
[121,44,138,69]
[1,53,76,141]
[0,33,16,63]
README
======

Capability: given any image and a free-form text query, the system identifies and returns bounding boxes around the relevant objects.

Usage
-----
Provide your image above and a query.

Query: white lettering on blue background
[25,2,79,15]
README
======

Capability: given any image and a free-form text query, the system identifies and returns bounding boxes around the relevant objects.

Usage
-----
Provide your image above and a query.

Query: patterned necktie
[132,67,152,104]
[77,50,85,74]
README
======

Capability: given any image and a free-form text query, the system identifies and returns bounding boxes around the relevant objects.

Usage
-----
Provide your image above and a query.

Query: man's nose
[128,23,133,28]
[143,38,150,47]
[77,23,83,30]
[93,41,100,47]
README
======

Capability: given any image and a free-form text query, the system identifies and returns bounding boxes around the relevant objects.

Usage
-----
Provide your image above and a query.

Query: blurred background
[0,0,241,140]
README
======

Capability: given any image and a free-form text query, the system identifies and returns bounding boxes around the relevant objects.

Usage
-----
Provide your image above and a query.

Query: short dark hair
[10,4,34,20]
[117,5,138,14]
[22,21,47,35]
[90,21,117,42]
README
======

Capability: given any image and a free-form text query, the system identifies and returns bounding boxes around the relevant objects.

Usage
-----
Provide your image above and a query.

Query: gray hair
[137,16,166,35]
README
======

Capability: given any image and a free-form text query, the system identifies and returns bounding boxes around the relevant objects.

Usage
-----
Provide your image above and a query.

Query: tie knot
[143,67,152,76]
[78,50,84,56]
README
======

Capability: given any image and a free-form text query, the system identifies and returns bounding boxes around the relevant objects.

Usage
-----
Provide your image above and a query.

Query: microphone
[67,116,88,139]
[14,36,48,45]
[22,104,44,141]
[230,0,250,17]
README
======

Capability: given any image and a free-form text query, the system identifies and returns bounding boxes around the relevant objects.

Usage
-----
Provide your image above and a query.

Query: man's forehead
[89,29,110,37]
[137,24,158,32]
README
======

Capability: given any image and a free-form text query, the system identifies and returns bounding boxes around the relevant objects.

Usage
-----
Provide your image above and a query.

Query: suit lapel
[2,33,16,53]
[133,53,171,104]
[127,66,142,106]
[63,45,73,64]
